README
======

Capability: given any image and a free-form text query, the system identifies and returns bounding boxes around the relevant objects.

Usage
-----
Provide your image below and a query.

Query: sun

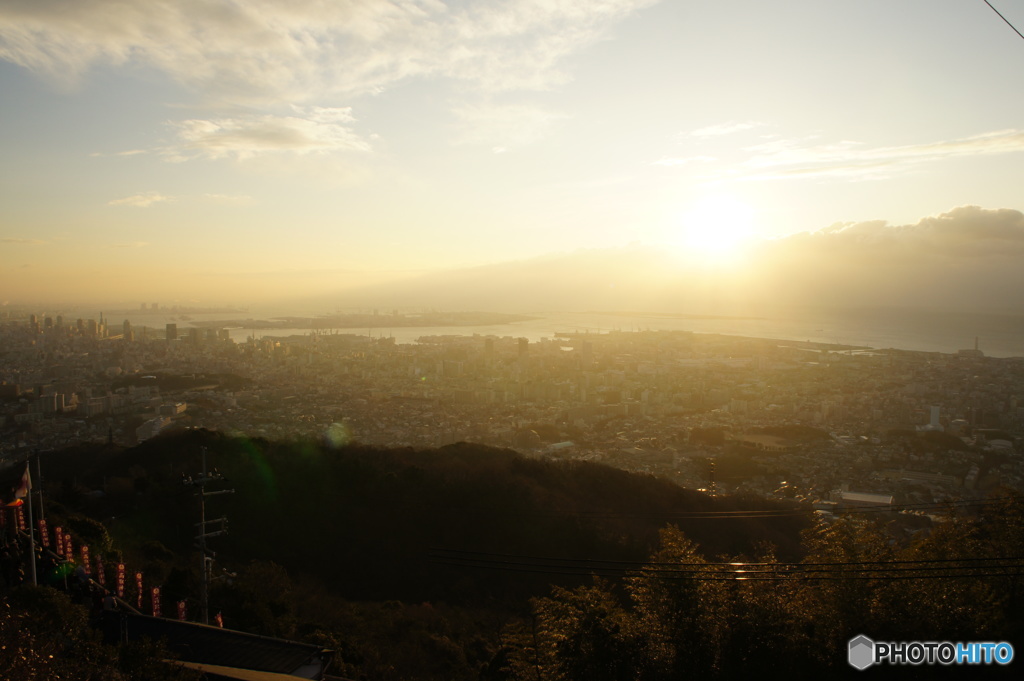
[676,195,756,263]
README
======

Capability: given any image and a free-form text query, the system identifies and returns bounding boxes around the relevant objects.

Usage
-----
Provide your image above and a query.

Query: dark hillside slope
[42,430,809,604]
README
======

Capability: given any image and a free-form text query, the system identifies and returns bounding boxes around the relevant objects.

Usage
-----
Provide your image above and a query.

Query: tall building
[166,323,178,342]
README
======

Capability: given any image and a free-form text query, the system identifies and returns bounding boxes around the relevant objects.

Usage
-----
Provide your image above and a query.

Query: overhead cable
[983,0,1024,42]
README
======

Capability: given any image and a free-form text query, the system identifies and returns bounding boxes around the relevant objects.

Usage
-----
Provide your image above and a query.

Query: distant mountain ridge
[301,206,1024,316]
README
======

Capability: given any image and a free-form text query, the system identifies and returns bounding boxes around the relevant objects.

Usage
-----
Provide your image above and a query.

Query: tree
[626,525,729,679]
[514,580,639,681]
[0,585,199,680]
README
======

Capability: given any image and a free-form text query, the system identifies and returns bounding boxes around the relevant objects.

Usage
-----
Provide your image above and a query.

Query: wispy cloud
[739,129,1024,181]
[689,121,762,138]
[653,155,717,167]
[107,191,173,208]
[0,1,655,103]
[203,193,253,204]
[452,102,568,151]
[89,149,149,158]
[163,107,371,161]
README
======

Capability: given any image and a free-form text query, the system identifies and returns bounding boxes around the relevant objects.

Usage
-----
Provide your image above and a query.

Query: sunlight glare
[677,195,756,263]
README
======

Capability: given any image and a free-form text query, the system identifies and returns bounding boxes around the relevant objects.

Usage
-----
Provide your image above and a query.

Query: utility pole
[183,447,233,625]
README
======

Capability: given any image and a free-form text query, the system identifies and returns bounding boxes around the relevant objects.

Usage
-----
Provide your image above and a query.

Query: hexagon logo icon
[848,635,875,670]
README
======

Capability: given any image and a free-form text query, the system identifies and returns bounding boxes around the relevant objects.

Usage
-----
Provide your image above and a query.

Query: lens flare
[237,436,278,502]
[325,422,351,448]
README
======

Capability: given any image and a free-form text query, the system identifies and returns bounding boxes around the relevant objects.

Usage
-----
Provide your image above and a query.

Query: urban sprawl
[3,310,1023,529]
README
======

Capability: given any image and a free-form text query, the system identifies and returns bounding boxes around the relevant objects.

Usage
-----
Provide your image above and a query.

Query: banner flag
[4,463,30,507]
[14,464,30,500]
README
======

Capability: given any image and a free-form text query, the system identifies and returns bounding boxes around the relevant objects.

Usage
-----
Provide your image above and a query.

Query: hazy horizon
[6,204,1024,319]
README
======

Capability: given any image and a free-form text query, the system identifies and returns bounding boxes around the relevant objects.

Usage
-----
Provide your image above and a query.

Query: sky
[3,0,1024,307]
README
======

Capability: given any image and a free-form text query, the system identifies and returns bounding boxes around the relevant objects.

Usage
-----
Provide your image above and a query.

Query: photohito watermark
[848,635,1014,670]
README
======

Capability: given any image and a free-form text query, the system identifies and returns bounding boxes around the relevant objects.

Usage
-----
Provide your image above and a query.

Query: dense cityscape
[4,307,1022,524]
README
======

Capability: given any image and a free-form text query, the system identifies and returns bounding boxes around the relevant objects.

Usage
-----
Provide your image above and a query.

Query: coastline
[4,304,1023,358]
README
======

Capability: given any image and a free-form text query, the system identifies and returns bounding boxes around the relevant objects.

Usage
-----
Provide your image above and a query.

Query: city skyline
[3,1,1024,304]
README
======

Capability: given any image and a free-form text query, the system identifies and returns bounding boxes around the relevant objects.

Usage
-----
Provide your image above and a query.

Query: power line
[430,557,1024,582]
[983,1,1024,42]
[430,547,1024,582]
[432,551,1024,571]
[430,547,1024,569]
[432,560,1024,579]
[428,496,1015,521]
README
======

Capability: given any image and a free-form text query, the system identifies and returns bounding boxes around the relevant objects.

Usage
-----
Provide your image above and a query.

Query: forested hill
[40,430,808,604]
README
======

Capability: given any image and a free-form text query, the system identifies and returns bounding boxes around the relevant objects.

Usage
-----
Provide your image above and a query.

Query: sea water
[45,306,1024,357]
